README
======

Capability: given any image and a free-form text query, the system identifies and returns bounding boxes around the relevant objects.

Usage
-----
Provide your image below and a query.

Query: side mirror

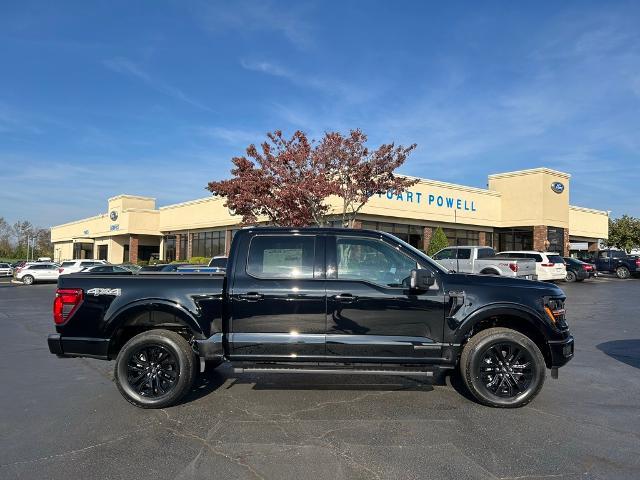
[410,269,435,290]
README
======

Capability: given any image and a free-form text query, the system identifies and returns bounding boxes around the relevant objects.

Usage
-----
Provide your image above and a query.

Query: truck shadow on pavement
[180,366,443,405]
[597,340,640,369]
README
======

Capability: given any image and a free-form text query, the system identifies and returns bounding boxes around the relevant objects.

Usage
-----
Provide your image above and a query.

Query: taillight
[58,268,63,273]
[582,264,590,271]
[636,259,640,268]
[541,263,554,267]
[509,263,518,272]
[53,288,83,325]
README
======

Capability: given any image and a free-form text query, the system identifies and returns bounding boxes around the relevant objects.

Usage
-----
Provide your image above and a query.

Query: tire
[22,275,34,285]
[616,266,630,279]
[565,271,576,283]
[460,327,546,408]
[114,329,196,409]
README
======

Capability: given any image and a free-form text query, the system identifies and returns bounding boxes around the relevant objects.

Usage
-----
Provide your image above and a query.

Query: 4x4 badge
[86,288,121,296]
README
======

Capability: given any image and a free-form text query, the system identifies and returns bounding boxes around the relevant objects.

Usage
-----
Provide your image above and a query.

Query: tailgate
[515,259,537,279]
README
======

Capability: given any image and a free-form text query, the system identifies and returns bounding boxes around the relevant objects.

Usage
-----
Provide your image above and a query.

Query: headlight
[543,297,568,329]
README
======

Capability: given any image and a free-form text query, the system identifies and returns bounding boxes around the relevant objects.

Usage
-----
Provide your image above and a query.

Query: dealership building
[50,167,609,264]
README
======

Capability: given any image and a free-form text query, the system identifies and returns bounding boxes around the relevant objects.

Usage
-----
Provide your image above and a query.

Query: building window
[164,235,176,262]
[547,227,564,253]
[497,228,533,251]
[442,228,479,246]
[179,235,187,260]
[191,230,225,258]
[358,221,424,250]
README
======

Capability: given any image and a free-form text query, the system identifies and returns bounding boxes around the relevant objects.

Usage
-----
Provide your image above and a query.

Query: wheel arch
[455,305,553,368]
[479,268,501,275]
[106,300,205,359]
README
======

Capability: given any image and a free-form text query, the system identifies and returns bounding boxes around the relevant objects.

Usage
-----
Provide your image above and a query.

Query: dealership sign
[551,182,564,194]
[379,190,477,212]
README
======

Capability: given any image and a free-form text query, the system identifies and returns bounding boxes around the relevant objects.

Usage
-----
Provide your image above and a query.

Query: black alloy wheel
[115,329,196,408]
[477,342,534,399]
[460,327,545,408]
[565,270,576,282]
[126,345,178,398]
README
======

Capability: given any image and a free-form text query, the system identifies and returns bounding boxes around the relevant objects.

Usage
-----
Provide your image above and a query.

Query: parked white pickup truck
[432,246,537,280]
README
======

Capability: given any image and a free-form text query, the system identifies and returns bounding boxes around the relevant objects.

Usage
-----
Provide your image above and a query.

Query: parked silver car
[15,262,60,285]
[0,263,13,277]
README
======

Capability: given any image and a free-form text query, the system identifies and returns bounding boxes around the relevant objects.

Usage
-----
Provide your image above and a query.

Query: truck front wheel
[460,327,545,408]
[114,329,196,408]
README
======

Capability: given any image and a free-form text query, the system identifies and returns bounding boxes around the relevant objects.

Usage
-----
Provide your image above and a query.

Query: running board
[233,364,453,376]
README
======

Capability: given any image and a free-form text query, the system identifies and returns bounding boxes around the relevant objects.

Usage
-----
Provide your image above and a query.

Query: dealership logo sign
[110,210,118,221]
[551,182,564,194]
[379,190,477,212]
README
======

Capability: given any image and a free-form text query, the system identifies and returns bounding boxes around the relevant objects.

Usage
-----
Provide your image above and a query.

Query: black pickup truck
[582,249,640,279]
[48,228,574,409]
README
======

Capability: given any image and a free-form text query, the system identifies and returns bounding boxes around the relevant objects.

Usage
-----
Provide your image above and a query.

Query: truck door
[325,234,445,361]
[596,251,610,272]
[228,233,326,360]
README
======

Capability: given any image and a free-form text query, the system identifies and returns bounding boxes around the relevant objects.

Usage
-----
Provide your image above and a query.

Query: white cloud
[103,57,213,112]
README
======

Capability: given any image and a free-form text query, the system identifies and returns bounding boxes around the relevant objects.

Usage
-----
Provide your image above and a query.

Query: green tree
[606,215,640,252]
[427,227,449,256]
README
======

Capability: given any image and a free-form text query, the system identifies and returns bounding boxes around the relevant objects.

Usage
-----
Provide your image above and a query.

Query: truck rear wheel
[616,266,630,279]
[460,327,545,408]
[114,329,196,409]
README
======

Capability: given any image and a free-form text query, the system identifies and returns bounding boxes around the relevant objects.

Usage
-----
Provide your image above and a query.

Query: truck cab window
[336,237,417,287]
[247,235,315,279]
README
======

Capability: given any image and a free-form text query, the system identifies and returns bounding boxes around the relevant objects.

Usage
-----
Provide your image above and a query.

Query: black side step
[233,364,453,377]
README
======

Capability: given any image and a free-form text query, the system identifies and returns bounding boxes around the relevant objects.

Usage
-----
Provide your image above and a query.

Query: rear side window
[457,249,471,260]
[611,251,625,258]
[477,248,495,259]
[61,261,75,267]
[547,255,564,264]
[247,235,315,279]
[210,257,227,268]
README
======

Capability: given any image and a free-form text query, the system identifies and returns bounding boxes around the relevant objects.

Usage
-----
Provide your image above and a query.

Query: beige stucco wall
[569,206,609,240]
[159,197,241,232]
[488,168,571,228]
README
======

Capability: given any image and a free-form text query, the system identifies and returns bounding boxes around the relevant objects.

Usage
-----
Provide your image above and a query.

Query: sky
[1,0,639,227]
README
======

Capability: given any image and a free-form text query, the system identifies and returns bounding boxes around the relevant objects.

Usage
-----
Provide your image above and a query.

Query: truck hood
[443,272,565,296]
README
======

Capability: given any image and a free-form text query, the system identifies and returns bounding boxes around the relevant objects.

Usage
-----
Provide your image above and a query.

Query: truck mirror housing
[410,269,435,290]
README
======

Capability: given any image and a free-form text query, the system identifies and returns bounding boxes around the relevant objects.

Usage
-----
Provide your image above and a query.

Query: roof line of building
[488,167,571,180]
[395,175,503,197]
[569,205,610,216]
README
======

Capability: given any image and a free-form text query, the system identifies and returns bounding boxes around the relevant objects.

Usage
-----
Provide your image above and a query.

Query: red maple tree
[207,130,334,226]
[318,129,417,227]
[207,129,417,227]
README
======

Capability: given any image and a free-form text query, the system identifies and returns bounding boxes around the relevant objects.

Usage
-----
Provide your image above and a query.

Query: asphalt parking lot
[1,277,639,480]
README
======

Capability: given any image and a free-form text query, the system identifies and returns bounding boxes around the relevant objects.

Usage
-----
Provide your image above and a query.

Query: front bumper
[47,334,110,359]
[548,335,574,367]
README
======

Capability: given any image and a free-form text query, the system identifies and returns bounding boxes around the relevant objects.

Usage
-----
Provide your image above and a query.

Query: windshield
[380,232,448,273]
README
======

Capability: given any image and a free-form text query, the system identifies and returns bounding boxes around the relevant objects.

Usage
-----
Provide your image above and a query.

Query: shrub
[188,256,210,264]
[427,227,449,256]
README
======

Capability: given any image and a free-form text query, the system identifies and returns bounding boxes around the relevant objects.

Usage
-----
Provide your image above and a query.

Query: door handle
[239,292,264,302]
[335,293,357,303]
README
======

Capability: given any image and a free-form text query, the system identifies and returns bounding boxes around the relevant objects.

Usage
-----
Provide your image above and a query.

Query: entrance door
[229,233,326,360]
[98,245,108,261]
[325,234,445,361]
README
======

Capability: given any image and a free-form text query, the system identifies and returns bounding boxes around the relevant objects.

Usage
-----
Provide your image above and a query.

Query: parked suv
[496,251,567,281]
[58,259,108,275]
[15,262,60,285]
